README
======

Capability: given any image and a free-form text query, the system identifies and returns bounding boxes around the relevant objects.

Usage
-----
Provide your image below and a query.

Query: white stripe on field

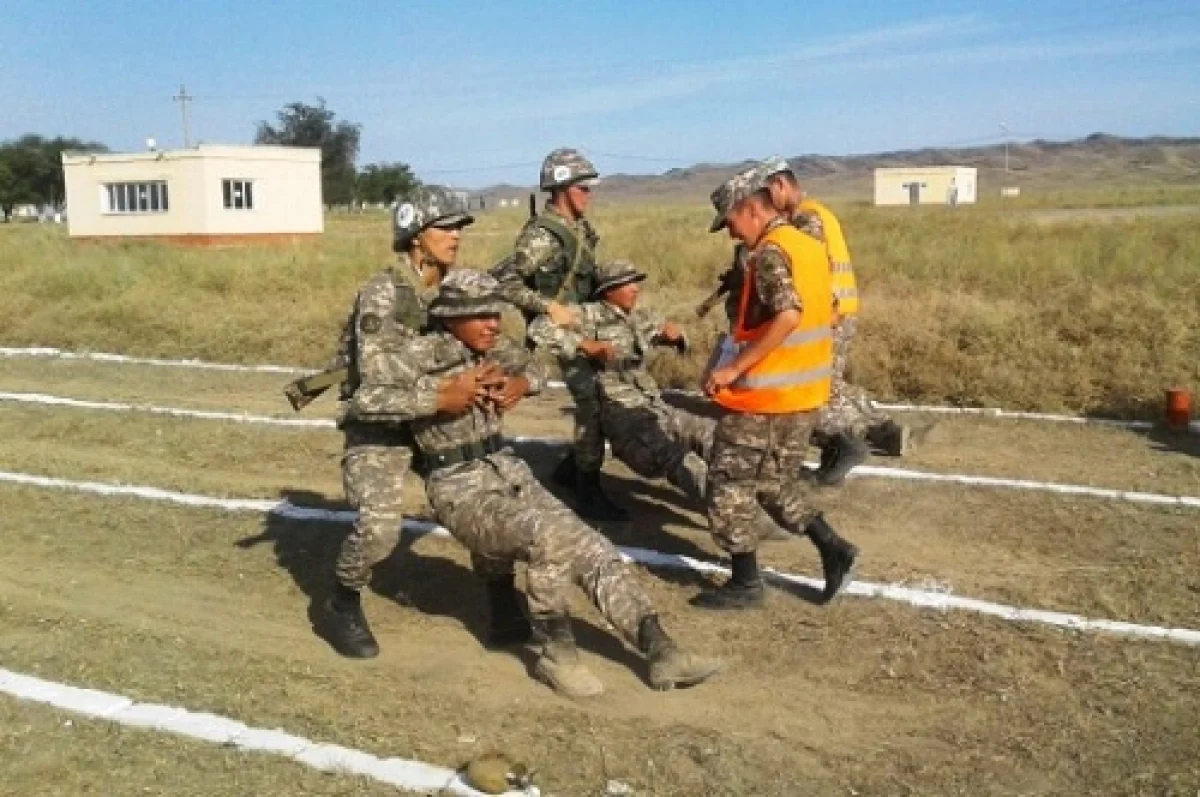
[5,345,1197,432]
[2,390,1197,510]
[0,668,508,796]
[0,392,335,428]
[2,468,1198,648]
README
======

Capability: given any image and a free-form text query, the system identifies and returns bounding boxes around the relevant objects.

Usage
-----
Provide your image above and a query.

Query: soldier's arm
[528,305,594,358]
[346,333,442,422]
[493,223,558,316]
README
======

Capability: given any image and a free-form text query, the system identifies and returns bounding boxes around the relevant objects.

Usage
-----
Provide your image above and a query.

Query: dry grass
[1,195,1198,417]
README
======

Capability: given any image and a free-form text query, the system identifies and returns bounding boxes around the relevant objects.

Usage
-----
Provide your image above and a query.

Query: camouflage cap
[591,259,646,298]
[539,148,599,191]
[428,269,507,318]
[709,165,766,232]
[392,186,475,252]
[759,155,794,180]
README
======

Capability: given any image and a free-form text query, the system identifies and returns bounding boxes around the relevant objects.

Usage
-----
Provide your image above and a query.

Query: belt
[419,434,503,474]
[597,357,641,373]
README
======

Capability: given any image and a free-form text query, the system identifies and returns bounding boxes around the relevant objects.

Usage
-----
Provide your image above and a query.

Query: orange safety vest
[798,198,859,316]
[712,224,833,414]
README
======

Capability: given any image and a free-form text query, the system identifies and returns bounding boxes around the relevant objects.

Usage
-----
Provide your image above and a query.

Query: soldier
[323,187,475,659]
[695,167,859,610]
[491,148,627,521]
[527,261,792,544]
[758,156,912,484]
[390,270,724,699]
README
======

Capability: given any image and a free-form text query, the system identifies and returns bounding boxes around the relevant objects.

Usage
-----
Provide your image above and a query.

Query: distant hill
[475,134,1200,205]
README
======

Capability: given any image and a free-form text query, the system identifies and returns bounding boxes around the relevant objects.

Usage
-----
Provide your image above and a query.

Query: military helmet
[758,155,794,181]
[709,165,766,232]
[428,269,507,318]
[591,259,646,298]
[392,186,475,252]
[539,147,599,191]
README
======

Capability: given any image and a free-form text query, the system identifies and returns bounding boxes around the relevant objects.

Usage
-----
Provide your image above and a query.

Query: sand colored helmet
[392,186,475,252]
[428,269,507,318]
[539,147,599,191]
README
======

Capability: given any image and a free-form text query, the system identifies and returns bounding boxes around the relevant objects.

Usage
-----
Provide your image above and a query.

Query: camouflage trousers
[335,423,413,591]
[816,316,887,438]
[601,399,714,501]
[561,357,607,473]
[707,409,821,554]
[426,451,654,642]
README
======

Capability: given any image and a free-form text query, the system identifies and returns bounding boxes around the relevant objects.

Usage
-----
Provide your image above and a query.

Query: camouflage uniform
[389,270,723,696]
[696,166,858,609]
[707,218,822,554]
[528,264,713,502]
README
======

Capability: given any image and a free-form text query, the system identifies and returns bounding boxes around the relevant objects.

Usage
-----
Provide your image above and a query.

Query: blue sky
[2,0,1198,187]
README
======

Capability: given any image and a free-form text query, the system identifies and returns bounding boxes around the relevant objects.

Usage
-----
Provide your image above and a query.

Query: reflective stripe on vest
[712,225,833,414]
[799,199,859,317]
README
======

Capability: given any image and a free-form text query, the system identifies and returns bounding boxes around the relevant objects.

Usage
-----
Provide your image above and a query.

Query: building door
[906,182,921,205]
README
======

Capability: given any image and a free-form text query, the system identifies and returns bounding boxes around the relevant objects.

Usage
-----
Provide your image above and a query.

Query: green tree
[254,98,361,206]
[356,162,420,205]
[0,134,107,220]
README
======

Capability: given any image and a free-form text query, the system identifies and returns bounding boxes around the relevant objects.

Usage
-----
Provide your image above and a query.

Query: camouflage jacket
[721,218,803,330]
[528,300,680,410]
[338,253,439,423]
[381,330,546,463]
[492,203,599,316]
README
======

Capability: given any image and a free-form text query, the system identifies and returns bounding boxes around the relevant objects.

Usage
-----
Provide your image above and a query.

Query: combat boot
[805,514,859,603]
[531,614,605,699]
[814,432,869,486]
[324,586,380,659]
[637,615,725,691]
[551,451,577,488]
[866,420,911,457]
[690,552,765,610]
[574,469,630,522]
[484,575,532,648]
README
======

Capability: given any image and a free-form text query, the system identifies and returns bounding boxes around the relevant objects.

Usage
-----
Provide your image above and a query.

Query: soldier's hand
[469,362,507,391]
[659,321,683,343]
[488,375,530,412]
[577,339,616,363]
[547,301,580,329]
[436,372,488,415]
[704,365,741,396]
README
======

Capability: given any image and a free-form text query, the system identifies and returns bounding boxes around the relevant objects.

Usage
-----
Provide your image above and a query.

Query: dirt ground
[1,357,1198,795]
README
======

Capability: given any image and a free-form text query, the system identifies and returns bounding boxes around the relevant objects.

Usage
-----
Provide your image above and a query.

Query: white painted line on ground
[0,667,510,796]
[0,392,335,428]
[2,390,1197,510]
[5,345,1197,432]
[2,468,1198,648]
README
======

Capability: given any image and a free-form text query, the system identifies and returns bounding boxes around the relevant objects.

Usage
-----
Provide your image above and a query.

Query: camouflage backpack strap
[533,213,593,302]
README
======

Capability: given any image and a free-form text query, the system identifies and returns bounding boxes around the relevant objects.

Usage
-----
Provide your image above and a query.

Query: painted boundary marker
[4,345,1197,433]
[0,667,510,796]
[2,468,1198,648]
[2,390,1199,511]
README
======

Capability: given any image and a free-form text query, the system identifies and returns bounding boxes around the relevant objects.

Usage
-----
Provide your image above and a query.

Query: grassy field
[1,192,1198,417]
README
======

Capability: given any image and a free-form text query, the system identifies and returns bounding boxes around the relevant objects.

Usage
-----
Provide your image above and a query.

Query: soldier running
[695,167,859,610]
[388,270,724,699]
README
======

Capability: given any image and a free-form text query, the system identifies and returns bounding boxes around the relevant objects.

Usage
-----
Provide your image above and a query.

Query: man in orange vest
[695,166,858,610]
[758,157,912,485]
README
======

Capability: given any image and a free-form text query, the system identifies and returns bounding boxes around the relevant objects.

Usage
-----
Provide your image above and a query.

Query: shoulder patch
[358,313,383,334]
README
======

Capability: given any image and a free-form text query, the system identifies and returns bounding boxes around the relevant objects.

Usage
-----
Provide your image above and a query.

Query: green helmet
[392,186,475,253]
[539,147,599,191]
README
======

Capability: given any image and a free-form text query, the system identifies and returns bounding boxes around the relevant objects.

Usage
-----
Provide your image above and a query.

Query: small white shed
[62,144,323,243]
[874,166,977,206]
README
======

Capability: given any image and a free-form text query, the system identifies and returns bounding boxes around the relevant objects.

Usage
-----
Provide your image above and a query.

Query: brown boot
[531,615,605,699]
[637,615,724,691]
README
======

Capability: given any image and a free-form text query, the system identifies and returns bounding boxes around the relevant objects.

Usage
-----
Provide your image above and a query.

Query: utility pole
[1000,121,1010,173]
[173,84,193,148]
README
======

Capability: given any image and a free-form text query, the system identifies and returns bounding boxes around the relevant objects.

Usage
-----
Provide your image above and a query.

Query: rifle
[283,366,348,411]
[695,268,736,318]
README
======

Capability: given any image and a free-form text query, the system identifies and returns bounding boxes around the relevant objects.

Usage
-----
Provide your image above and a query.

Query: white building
[62,144,322,243]
[874,166,977,206]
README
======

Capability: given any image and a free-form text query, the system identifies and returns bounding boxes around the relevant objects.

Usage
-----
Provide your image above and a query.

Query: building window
[222,179,254,210]
[103,181,169,214]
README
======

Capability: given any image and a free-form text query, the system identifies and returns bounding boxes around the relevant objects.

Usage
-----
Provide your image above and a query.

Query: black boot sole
[820,550,859,604]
